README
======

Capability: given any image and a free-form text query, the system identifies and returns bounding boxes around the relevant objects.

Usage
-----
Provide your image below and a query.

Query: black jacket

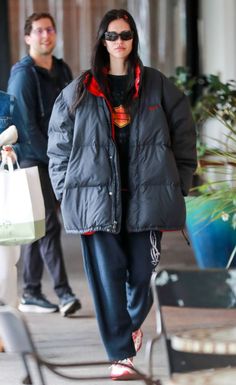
[7,55,72,166]
[47,66,197,234]
[0,90,30,161]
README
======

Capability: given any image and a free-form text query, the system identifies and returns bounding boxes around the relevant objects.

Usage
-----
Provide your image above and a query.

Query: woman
[0,90,29,308]
[48,9,197,380]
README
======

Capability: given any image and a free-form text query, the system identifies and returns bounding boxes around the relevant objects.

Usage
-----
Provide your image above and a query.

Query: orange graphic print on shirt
[112,105,130,128]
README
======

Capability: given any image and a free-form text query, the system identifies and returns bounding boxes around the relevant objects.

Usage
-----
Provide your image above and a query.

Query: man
[8,12,81,317]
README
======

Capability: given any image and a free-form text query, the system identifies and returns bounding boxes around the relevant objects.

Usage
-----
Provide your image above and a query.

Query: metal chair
[146,268,236,381]
[0,304,158,385]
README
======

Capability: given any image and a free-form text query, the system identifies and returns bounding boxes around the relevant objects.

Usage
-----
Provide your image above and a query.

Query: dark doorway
[0,0,11,91]
[186,0,199,78]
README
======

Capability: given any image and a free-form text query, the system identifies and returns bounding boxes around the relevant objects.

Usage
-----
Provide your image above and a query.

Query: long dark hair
[73,9,142,110]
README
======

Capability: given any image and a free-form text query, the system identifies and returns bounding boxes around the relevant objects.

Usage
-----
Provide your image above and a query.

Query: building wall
[199,0,236,82]
[7,0,186,77]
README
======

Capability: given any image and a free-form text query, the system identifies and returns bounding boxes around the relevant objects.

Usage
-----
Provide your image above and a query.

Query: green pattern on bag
[0,219,45,245]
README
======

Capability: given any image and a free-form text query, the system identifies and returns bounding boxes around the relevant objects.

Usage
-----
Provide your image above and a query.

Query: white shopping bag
[0,163,45,245]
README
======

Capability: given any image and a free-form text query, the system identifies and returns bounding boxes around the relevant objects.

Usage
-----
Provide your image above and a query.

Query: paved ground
[0,226,197,385]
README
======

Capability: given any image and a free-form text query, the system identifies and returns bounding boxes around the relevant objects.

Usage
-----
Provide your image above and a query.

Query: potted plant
[170,68,236,268]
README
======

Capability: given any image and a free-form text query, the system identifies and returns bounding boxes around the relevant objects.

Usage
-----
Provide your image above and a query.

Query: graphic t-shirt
[108,74,130,190]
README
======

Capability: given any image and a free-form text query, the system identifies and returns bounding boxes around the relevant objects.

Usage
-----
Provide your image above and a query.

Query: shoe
[110,358,138,380]
[132,328,143,352]
[18,293,58,313]
[59,293,81,317]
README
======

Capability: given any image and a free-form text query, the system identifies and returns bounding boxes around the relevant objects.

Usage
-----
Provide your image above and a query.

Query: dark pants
[21,166,72,298]
[80,229,161,361]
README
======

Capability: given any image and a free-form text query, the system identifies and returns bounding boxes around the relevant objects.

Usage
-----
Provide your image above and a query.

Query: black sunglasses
[104,30,134,41]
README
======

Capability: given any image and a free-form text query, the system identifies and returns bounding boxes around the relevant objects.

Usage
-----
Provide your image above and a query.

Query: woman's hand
[1,145,17,164]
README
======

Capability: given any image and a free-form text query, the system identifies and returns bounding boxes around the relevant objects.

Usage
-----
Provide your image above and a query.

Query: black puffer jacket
[47,66,197,234]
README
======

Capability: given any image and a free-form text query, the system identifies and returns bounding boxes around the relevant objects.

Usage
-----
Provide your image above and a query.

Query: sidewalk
[0,229,196,384]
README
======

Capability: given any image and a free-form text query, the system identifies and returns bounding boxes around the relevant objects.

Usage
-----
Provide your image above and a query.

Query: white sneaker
[59,293,81,317]
[18,293,58,313]
[110,358,138,380]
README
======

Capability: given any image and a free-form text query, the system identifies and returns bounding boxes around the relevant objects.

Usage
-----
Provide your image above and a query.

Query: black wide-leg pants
[80,228,161,361]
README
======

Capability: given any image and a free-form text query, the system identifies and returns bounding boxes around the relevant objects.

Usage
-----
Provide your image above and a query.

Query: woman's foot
[110,358,138,380]
[132,328,143,352]
[0,338,5,352]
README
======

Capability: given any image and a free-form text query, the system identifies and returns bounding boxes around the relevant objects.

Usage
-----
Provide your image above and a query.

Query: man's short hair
[24,12,56,36]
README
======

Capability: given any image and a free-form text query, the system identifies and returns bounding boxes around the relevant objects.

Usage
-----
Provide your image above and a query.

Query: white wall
[200,0,236,81]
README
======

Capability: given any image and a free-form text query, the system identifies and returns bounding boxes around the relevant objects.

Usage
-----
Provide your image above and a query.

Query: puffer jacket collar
[83,64,142,139]
[84,64,142,98]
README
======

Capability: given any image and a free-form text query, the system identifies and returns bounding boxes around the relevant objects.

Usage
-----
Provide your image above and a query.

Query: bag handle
[0,154,20,172]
